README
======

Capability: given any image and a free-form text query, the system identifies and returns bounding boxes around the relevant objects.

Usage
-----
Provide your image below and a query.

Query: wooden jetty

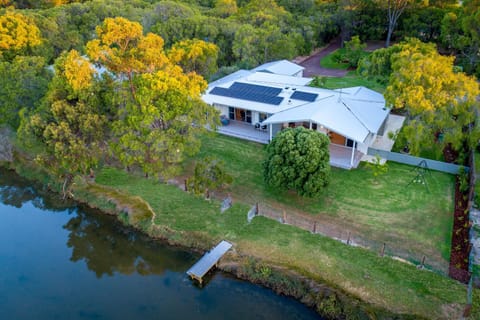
[187,240,232,284]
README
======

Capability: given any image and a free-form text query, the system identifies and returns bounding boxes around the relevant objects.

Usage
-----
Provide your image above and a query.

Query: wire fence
[254,201,448,273]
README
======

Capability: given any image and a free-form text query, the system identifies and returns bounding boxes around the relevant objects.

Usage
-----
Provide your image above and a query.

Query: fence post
[347,232,351,245]
[283,210,287,224]
[255,202,259,215]
[184,179,188,192]
[380,243,386,257]
[312,222,317,234]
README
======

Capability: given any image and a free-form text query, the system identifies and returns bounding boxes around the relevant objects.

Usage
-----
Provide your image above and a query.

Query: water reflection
[0,167,321,320]
[0,168,75,211]
[64,210,194,278]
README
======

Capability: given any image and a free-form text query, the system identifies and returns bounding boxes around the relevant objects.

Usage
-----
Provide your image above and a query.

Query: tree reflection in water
[64,207,195,278]
[0,167,195,279]
[0,168,75,211]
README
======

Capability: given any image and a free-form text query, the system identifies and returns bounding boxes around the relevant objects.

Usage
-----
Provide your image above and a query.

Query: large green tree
[0,55,51,128]
[18,50,107,181]
[87,17,218,179]
[263,127,330,197]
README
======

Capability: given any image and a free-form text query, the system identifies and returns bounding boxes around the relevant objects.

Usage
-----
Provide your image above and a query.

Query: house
[202,61,391,169]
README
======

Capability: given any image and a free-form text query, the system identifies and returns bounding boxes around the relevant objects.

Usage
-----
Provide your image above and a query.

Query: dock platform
[187,240,232,284]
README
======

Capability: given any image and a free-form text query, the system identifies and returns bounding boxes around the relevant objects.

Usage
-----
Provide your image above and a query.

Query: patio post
[350,142,355,167]
[269,124,272,142]
[309,121,312,129]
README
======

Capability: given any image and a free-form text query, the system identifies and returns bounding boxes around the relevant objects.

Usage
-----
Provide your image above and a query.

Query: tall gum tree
[18,50,107,189]
[86,17,218,179]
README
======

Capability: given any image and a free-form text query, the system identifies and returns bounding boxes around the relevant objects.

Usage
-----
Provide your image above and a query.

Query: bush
[341,36,367,68]
[188,156,233,196]
[263,127,330,197]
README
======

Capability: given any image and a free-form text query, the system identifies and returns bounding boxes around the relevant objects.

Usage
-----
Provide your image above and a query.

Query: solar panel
[290,91,318,102]
[209,82,284,105]
[230,82,282,97]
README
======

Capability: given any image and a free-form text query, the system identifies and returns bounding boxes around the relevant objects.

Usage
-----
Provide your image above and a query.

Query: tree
[86,17,219,179]
[232,23,297,68]
[0,55,51,129]
[188,156,233,197]
[86,17,169,97]
[168,38,219,79]
[339,35,367,68]
[263,127,330,197]
[212,0,238,18]
[0,9,42,60]
[384,39,480,157]
[440,1,480,77]
[366,154,388,183]
[372,0,424,47]
[357,37,421,82]
[18,50,107,185]
[111,67,218,179]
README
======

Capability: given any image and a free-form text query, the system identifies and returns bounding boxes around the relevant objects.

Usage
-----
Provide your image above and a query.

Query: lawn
[319,48,350,69]
[316,73,386,93]
[94,165,468,319]
[187,134,454,273]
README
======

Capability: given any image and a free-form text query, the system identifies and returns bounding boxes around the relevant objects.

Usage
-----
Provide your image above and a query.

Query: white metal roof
[245,72,312,87]
[252,60,304,76]
[208,69,253,89]
[202,66,389,143]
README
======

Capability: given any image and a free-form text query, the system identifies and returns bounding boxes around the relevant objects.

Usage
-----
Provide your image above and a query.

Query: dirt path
[297,39,385,78]
[299,38,348,77]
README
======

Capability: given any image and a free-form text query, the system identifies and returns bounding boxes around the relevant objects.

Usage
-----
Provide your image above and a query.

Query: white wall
[357,133,375,153]
[213,103,229,117]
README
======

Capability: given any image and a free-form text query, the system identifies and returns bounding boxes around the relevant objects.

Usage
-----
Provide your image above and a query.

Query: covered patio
[217,121,270,144]
[330,143,363,169]
[216,122,362,169]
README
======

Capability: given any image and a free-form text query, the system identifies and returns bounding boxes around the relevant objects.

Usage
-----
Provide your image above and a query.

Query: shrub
[263,127,330,197]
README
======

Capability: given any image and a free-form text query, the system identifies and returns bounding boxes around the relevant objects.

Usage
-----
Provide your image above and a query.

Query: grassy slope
[188,134,454,272]
[95,166,467,319]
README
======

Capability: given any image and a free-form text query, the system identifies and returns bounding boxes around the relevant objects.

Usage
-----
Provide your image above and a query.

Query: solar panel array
[290,91,318,102]
[209,82,284,105]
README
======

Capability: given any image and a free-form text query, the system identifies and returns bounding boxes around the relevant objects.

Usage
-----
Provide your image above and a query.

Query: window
[246,110,252,123]
[228,107,235,120]
[259,112,267,122]
[312,123,317,130]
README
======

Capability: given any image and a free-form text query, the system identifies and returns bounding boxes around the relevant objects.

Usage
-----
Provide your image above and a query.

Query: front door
[329,131,346,145]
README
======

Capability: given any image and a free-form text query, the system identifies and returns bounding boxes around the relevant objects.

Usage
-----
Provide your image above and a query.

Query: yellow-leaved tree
[18,50,108,196]
[0,9,42,59]
[86,17,219,179]
[168,38,219,79]
[385,38,480,158]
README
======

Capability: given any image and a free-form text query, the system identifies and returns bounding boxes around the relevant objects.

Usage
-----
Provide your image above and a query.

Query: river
[0,168,320,319]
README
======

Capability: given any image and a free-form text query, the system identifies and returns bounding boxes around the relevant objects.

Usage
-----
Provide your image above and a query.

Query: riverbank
[2,150,478,319]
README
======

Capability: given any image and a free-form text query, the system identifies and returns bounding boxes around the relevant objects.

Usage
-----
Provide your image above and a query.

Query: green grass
[94,165,470,319]
[319,48,370,70]
[319,48,350,69]
[187,134,454,272]
[317,74,386,93]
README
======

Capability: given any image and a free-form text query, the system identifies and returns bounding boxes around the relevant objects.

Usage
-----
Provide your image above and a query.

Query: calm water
[0,169,320,320]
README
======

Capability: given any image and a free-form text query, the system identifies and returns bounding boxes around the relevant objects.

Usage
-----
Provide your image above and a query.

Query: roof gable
[252,60,304,76]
